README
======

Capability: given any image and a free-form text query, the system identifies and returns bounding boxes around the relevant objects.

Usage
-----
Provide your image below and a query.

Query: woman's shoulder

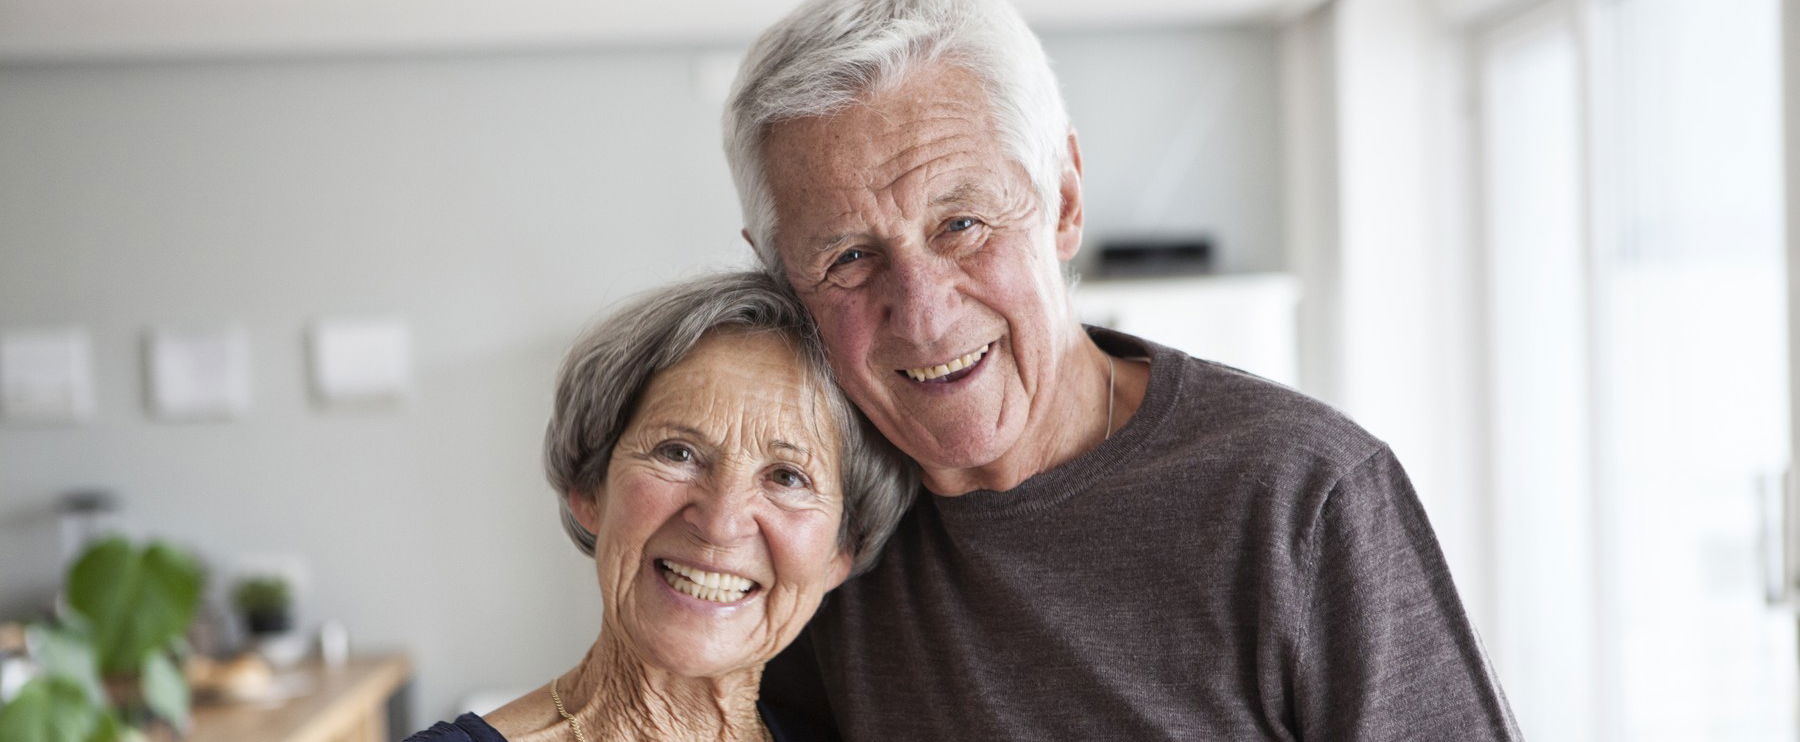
[402,712,510,742]
[405,684,555,742]
[405,691,835,742]
[479,682,566,738]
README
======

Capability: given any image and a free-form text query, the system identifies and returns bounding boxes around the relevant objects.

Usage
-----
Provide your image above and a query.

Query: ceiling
[0,0,1327,62]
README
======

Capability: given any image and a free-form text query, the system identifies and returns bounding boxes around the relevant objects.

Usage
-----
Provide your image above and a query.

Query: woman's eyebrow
[770,439,812,458]
[653,423,714,443]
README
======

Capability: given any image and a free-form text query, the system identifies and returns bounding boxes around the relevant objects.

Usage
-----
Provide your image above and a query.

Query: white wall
[0,27,1285,728]
[1056,27,1283,273]
[0,48,749,729]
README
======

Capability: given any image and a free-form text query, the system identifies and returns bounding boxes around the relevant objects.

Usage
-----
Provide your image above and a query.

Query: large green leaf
[27,624,104,707]
[139,651,188,731]
[83,713,124,742]
[65,538,203,674]
[0,677,103,742]
[82,712,145,742]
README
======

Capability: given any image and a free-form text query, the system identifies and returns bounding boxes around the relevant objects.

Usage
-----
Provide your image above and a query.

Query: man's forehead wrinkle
[865,89,977,126]
[865,142,982,221]
[864,124,976,183]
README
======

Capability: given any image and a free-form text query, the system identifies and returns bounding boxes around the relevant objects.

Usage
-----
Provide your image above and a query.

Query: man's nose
[883,251,958,343]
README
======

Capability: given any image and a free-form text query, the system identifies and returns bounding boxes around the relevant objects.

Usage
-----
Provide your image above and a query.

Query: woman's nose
[681,482,758,546]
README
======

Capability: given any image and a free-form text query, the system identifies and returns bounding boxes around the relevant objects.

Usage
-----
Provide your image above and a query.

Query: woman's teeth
[904,344,989,382]
[659,560,754,604]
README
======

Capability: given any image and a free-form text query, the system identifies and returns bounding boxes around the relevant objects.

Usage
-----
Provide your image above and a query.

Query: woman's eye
[946,217,978,233]
[770,467,810,489]
[831,248,867,268]
[656,443,695,463]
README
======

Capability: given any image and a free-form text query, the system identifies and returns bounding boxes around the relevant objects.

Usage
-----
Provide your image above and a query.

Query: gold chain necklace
[550,676,590,742]
[1105,354,1116,440]
[549,676,774,742]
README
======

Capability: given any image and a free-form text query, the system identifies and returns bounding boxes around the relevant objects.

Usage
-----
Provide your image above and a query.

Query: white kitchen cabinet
[1073,272,1300,387]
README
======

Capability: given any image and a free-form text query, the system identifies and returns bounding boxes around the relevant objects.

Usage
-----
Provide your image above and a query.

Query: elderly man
[724,0,1520,739]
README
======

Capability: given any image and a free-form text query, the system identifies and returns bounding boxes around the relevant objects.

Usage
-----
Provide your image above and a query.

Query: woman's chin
[632,635,761,680]
[620,580,767,678]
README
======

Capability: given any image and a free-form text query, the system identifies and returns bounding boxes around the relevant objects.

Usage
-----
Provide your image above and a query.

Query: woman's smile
[654,557,762,606]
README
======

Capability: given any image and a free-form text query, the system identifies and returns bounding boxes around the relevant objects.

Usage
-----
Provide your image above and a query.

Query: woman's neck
[552,633,766,742]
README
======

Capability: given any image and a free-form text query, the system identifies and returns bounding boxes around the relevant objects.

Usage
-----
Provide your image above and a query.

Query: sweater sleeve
[1289,447,1521,741]
[402,712,510,742]
[758,623,842,741]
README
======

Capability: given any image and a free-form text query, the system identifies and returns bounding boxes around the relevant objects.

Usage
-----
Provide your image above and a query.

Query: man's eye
[946,217,979,233]
[657,443,695,463]
[831,248,867,267]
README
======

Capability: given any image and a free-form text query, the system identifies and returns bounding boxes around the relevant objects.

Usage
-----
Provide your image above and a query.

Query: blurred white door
[1477,4,1594,737]
[1477,0,1794,740]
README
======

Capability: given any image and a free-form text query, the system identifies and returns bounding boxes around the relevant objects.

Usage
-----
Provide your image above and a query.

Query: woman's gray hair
[544,271,914,575]
[723,0,1070,277]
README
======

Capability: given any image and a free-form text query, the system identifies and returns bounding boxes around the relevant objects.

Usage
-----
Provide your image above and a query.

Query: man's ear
[741,228,756,250]
[568,489,602,534]
[1054,129,1085,262]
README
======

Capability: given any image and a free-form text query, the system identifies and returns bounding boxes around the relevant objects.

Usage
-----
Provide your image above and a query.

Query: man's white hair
[723,0,1071,278]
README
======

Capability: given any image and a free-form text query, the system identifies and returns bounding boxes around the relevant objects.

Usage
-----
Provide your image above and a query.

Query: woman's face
[570,330,853,678]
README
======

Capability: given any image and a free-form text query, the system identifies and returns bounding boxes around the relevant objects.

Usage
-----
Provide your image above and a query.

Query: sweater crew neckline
[928,327,1185,522]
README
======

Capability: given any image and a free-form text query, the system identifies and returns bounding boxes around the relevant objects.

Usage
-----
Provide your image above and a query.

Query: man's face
[760,63,1082,478]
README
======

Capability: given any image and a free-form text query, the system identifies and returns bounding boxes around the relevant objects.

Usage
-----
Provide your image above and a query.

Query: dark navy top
[404,701,830,742]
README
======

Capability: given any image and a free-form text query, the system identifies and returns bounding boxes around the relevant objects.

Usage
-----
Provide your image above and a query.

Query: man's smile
[897,342,992,383]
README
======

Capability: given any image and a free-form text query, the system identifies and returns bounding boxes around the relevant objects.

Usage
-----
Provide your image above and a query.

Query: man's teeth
[659,560,754,604]
[904,345,989,381]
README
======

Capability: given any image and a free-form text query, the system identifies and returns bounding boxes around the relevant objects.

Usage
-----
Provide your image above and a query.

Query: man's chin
[904,432,1017,491]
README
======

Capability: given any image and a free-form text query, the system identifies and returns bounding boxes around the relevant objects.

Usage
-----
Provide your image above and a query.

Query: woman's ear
[825,547,854,590]
[568,489,602,534]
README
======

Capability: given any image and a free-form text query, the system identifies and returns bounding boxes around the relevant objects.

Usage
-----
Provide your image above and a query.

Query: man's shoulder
[1124,333,1385,475]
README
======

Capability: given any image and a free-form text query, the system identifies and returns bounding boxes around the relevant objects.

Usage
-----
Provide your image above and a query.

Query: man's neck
[920,330,1149,495]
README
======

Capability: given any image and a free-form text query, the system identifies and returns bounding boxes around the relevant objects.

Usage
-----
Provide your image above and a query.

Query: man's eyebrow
[802,184,987,253]
[811,234,855,254]
[931,181,989,207]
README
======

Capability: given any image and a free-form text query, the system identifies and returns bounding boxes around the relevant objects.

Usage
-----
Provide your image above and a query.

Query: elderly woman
[406,272,913,742]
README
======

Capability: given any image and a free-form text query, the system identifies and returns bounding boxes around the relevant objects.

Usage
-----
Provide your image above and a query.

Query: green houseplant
[229,576,291,636]
[0,537,204,742]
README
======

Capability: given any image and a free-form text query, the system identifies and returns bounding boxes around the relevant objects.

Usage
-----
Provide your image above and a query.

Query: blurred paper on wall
[307,317,413,409]
[0,328,97,425]
[146,325,252,422]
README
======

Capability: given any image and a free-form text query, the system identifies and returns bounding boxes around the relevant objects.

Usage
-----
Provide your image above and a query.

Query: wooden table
[186,654,410,742]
